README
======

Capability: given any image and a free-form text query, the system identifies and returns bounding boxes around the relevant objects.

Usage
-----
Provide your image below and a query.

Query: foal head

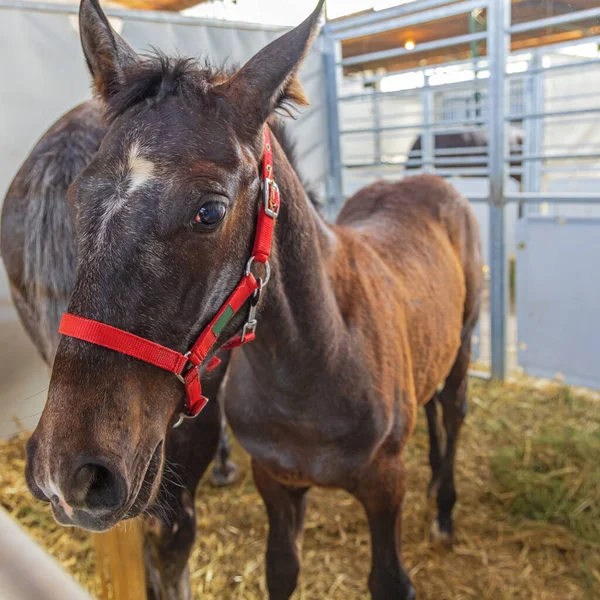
[26,0,323,531]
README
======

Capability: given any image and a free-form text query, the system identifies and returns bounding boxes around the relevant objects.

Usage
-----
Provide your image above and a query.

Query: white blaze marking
[96,142,155,245]
[127,143,155,193]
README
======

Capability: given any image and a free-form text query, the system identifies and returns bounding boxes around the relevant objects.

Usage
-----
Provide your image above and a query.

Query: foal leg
[424,394,443,498]
[144,396,222,600]
[253,461,309,600]
[351,455,415,600]
[211,413,239,487]
[433,338,471,542]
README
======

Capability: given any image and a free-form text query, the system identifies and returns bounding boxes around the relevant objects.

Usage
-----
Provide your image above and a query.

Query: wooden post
[94,519,147,600]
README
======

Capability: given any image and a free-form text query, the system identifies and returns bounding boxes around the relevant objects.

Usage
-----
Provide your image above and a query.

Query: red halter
[58,128,280,426]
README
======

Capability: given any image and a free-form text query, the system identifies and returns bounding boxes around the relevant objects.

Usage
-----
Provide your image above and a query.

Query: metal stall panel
[516,216,600,389]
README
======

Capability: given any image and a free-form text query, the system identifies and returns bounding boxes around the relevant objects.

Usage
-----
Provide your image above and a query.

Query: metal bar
[409,149,485,158]
[541,165,600,173]
[466,195,492,203]
[339,78,488,102]
[535,116,600,128]
[342,123,421,135]
[506,152,600,162]
[519,33,600,55]
[343,162,491,175]
[325,0,465,34]
[330,0,484,41]
[415,156,490,166]
[507,107,600,121]
[341,116,487,135]
[341,31,488,67]
[341,161,405,169]
[410,146,492,156]
[0,0,286,31]
[373,88,382,164]
[545,142,600,150]
[323,35,344,211]
[522,49,543,215]
[507,57,600,78]
[488,0,509,380]
[422,76,434,173]
[506,193,600,203]
[509,6,600,34]
[357,56,489,86]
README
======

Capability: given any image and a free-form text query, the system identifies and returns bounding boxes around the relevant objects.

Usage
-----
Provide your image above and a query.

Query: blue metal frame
[487,0,510,379]
[322,34,344,212]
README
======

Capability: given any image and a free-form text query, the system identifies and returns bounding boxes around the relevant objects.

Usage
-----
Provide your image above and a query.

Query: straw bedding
[1,378,598,599]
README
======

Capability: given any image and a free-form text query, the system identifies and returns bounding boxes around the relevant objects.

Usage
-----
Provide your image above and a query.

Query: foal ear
[219,0,325,136]
[79,0,137,101]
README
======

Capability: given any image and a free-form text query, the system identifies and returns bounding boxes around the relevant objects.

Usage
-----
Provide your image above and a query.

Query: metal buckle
[173,352,199,428]
[245,257,271,287]
[174,351,192,385]
[263,178,280,219]
[241,286,261,342]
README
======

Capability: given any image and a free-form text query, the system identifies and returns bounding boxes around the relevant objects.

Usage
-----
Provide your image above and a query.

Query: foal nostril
[69,461,127,512]
[25,435,49,502]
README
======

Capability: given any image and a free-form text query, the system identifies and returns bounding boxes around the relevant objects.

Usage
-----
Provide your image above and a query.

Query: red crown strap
[252,127,280,263]
[262,127,273,180]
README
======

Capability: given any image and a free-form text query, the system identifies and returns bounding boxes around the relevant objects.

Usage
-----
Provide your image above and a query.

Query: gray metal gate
[322,0,600,384]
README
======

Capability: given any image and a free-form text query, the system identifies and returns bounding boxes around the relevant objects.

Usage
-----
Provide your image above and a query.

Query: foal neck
[244,133,345,380]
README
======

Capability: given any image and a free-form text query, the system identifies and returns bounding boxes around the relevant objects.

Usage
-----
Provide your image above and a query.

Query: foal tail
[2,102,106,364]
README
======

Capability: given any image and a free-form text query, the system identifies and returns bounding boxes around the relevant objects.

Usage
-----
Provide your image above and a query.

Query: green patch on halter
[212,305,235,336]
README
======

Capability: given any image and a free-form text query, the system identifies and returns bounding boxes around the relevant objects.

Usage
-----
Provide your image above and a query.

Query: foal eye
[194,201,227,228]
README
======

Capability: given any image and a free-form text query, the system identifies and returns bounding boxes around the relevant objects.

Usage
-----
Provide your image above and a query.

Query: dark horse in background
[406,129,524,182]
[2,0,482,598]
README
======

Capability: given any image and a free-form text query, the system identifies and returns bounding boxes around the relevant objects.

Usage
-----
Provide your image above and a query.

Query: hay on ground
[1,378,599,599]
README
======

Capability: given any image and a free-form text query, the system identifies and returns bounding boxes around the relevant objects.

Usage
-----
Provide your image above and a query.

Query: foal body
[226,160,482,598]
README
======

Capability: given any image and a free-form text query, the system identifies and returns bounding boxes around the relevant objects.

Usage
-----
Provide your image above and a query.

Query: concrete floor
[0,299,49,439]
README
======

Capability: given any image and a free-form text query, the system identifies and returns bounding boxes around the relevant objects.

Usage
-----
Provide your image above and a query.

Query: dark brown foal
[0,101,234,599]
[20,1,482,598]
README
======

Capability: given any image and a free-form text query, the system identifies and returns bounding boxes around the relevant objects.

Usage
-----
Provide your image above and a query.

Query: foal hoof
[429,520,453,550]
[211,460,239,488]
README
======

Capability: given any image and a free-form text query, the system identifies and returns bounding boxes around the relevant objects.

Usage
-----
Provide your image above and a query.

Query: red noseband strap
[58,127,280,423]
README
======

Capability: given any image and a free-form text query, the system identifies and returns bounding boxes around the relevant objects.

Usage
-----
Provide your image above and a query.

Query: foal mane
[101,51,320,208]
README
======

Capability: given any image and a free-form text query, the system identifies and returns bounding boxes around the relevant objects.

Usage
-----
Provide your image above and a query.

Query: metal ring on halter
[175,351,192,385]
[173,411,196,428]
[245,256,271,287]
